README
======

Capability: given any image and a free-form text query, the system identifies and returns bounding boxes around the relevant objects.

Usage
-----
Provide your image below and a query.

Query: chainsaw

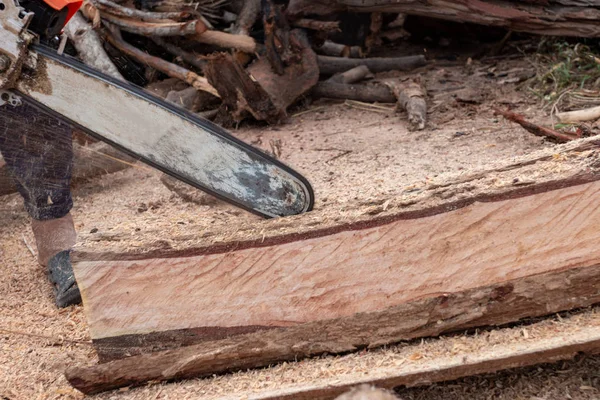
[0,0,314,218]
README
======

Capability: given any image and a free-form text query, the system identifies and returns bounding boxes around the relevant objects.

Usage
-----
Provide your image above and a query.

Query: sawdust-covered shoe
[47,250,81,308]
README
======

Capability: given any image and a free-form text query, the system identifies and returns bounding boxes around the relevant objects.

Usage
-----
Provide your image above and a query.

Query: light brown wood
[76,175,600,340]
[251,325,600,400]
[66,263,600,393]
[72,139,600,360]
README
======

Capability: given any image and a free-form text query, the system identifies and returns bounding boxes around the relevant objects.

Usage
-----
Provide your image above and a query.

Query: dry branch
[152,37,206,70]
[64,12,123,80]
[557,105,600,123]
[383,79,427,130]
[318,55,426,74]
[313,81,396,103]
[293,18,340,32]
[93,0,191,21]
[327,65,371,84]
[101,13,207,36]
[232,0,261,35]
[316,40,363,58]
[494,107,578,142]
[195,30,257,53]
[105,26,219,96]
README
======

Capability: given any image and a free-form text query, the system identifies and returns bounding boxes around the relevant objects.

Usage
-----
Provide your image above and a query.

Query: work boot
[31,213,81,307]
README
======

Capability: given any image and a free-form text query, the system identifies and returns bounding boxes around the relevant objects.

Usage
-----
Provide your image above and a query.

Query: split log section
[69,138,600,368]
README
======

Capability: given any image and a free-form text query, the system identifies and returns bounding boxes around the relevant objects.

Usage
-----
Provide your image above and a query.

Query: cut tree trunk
[286,0,600,38]
[67,261,600,393]
[70,138,600,368]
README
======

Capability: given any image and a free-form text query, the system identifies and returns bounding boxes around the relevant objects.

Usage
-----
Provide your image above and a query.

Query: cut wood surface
[66,269,600,394]
[287,0,600,37]
[72,138,600,361]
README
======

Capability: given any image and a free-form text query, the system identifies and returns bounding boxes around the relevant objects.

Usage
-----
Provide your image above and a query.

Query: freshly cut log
[66,266,600,394]
[286,0,600,38]
[71,138,600,365]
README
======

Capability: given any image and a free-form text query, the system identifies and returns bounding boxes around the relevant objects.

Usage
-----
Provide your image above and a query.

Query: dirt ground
[2,55,599,399]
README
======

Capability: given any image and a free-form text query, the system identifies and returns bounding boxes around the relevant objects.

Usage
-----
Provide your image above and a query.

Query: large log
[286,0,600,38]
[67,262,600,393]
[70,138,600,364]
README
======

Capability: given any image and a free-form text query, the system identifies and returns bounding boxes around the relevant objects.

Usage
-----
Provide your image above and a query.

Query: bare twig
[101,13,207,36]
[93,0,190,21]
[195,30,257,53]
[556,105,600,123]
[22,234,36,258]
[493,107,579,142]
[316,40,363,58]
[293,18,340,32]
[232,0,260,35]
[64,12,124,80]
[318,55,426,74]
[327,65,371,84]
[152,37,206,70]
[104,25,219,96]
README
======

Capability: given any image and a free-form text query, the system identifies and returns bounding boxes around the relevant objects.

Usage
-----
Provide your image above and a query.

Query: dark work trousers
[0,102,73,221]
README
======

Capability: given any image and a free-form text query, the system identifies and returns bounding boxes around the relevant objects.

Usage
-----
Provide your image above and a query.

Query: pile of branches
[65,0,600,130]
[66,0,428,129]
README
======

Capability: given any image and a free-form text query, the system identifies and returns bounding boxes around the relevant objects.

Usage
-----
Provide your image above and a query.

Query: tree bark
[67,259,600,393]
[287,0,600,37]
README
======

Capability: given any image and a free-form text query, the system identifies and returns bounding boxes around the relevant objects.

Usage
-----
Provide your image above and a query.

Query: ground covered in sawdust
[71,57,555,256]
[2,55,599,399]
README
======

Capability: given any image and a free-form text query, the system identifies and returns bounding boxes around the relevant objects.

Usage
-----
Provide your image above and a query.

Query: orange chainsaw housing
[41,0,82,27]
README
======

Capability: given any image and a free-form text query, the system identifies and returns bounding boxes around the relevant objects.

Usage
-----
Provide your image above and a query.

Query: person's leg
[0,101,80,307]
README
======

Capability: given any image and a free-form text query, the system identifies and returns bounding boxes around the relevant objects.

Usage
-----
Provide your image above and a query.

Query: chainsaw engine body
[0,0,81,90]
[20,0,81,37]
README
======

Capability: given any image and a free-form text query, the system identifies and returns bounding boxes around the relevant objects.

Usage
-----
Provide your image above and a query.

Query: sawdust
[2,56,599,399]
[66,58,570,257]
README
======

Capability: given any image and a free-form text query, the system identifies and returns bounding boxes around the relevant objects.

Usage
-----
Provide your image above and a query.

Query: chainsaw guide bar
[11,45,314,218]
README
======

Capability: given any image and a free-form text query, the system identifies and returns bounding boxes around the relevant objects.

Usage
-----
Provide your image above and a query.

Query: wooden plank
[66,287,600,394]
[249,323,600,400]
[72,139,600,360]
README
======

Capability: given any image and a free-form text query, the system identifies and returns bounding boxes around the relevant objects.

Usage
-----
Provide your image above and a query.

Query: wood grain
[66,263,600,393]
[76,177,600,341]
